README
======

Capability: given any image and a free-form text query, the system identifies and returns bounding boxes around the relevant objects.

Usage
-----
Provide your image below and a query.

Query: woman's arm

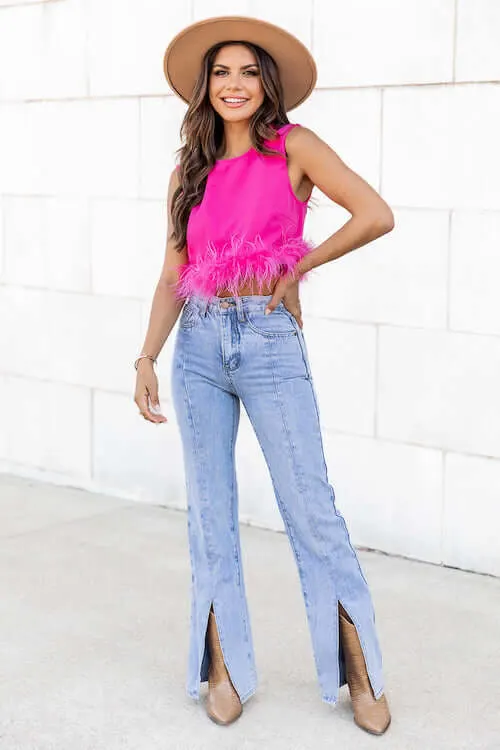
[266,126,395,313]
[134,167,187,423]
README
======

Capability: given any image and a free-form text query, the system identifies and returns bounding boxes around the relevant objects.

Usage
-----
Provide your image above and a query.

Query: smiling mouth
[221,97,249,105]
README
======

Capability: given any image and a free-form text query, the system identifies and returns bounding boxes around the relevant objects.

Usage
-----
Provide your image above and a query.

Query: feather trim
[174,234,314,300]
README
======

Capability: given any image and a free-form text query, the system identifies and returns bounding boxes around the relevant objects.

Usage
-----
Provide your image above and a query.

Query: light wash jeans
[170,293,385,706]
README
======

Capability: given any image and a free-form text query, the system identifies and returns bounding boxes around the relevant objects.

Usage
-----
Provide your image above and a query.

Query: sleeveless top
[174,123,313,300]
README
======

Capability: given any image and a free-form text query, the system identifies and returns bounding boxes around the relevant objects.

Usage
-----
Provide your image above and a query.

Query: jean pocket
[245,305,298,337]
[179,300,199,330]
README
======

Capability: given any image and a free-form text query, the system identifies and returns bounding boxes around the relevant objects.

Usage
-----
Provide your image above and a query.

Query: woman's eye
[213,69,258,77]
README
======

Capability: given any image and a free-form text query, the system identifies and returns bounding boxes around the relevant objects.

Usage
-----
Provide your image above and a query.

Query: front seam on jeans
[182,356,255,700]
[296,363,381,697]
[269,339,311,527]
[270,337,342,697]
[228,395,256,678]
[249,418,310,610]
[266,335,315,558]
[182,350,218,699]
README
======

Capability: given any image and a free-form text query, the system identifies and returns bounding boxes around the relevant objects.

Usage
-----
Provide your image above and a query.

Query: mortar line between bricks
[0,198,5,277]
[373,323,379,437]
[82,0,90,98]
[0,0,58,8]
[446,209,453,330]
[378,88,384,195]
[323,425,500,463]
[0,371,136,399]
[310,0,315,52]
[452,0,459,83]
[0,79,496,106]
[0,280,148,303]
[90,388,95,481]
[440,449,447,565]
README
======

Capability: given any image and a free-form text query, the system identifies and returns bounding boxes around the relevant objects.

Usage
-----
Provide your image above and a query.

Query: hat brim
[163,16,317,112]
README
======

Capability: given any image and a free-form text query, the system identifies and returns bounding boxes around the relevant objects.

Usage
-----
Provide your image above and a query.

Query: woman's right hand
[134,360,167,423]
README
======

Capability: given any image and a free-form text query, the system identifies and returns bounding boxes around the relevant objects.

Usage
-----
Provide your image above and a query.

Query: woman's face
[209,44,265,123]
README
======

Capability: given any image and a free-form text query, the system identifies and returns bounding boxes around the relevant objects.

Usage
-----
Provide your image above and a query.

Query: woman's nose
[225,74,244,89]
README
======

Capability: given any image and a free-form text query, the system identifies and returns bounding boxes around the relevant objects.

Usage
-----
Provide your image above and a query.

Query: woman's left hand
[266,273,303,329]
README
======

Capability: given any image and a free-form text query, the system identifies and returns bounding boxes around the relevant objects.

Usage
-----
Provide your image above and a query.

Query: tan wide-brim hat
[163,16,317,112]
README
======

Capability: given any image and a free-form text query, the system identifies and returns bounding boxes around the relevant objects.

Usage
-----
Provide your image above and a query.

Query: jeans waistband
[187,293,285,321]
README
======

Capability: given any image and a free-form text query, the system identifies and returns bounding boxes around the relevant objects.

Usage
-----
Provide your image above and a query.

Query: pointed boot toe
[339,608,391,735]
[205,609,243,726]
[353,693,391,735]
[206,681,243,725]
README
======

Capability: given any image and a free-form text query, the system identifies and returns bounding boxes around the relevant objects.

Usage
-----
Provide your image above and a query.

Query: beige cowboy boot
[339,605,391,735]
[205,608,243,725]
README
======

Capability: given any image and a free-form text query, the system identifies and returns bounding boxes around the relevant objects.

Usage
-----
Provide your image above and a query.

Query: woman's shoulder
[282,123,321,154]
[268,122,318,156]
[265,122,302,155]
[271,122,302,141]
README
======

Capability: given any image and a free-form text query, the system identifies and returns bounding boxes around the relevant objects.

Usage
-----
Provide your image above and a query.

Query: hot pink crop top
[174,123,313,300]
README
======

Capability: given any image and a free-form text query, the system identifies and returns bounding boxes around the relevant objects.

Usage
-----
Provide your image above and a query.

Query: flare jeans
[170,293,385,706]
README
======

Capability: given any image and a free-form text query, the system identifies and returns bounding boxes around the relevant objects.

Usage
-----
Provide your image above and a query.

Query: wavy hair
[171,41,290,251]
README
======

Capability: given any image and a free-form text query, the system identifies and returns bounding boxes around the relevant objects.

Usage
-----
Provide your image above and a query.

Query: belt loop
[202,297,210,317]
[235,295,245,322]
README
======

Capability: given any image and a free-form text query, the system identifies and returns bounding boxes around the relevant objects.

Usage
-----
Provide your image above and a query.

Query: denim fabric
[170,294,385,706]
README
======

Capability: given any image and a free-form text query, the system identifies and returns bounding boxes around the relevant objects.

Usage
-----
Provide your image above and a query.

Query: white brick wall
[324,433,443,564]
[383,85,500,209]
[92,389,186,505]
[314,0,455,88]
[139,96,186,199]
[0,0,499,576]
[378,327,500,458]
[295,89,382,196]
[87,1,191,97]
[90,199,165,299]
[449,211,500,336]
[443,452,500,577]
[3,197,91,291]
[0,100,141,196]
[303,208,449,328]
[305,318,377,437]
[0,373,91,477]
[456,0,500,82]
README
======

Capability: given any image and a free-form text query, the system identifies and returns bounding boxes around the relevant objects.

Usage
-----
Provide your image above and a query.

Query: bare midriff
[216,277,279,298]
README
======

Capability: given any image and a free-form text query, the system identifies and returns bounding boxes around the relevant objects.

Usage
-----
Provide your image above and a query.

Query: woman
[134,16,394,734]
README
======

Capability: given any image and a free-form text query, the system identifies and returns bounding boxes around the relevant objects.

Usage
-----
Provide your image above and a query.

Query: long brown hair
[171,41,290,251]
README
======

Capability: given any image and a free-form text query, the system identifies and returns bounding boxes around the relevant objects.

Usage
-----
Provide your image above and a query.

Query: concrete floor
[0,474,499,750]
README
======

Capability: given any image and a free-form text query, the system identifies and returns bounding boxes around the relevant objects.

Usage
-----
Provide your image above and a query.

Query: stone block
[314,0,454,87]
[0,374,91,478]
[87,0,191,96]
[91,199,165,299]
[443,452,500,576]
[456,0,500,82]
[304,318,377,436]
[303,208,448,329]
[384,85,500,210]
[3,196,90,292]
[378,326,500,458]
[449,211,500,336]
[324,432,443,562]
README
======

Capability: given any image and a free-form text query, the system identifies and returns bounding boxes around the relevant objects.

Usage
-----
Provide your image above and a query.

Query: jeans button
[221,301,230,309]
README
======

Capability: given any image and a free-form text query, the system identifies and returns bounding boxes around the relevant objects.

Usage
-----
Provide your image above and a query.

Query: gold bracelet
[134,354,157,370]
